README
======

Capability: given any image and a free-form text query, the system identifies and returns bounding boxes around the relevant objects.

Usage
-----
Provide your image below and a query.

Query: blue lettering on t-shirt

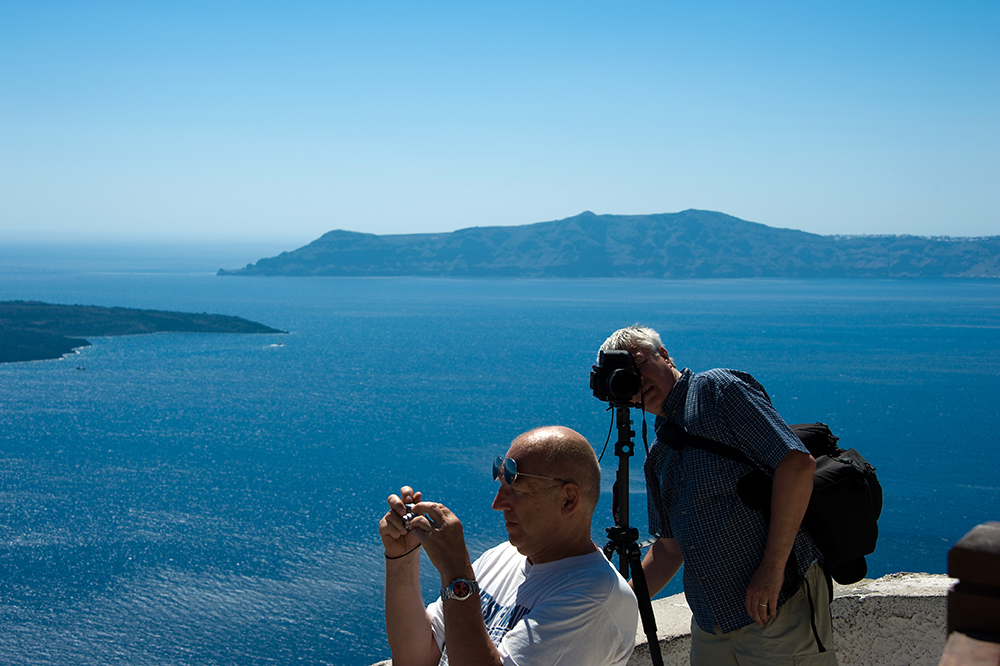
[438,590,533,665]
[480,589,531,645]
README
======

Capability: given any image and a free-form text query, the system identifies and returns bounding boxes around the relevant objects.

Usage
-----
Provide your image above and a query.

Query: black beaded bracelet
[384,544,421,560]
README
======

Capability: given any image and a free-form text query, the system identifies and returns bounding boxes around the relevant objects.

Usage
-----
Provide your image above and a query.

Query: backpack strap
[661,422,754,467]
[665,421,842,461]
[662,422,772,513]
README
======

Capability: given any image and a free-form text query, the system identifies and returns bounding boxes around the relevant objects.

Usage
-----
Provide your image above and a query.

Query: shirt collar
[660,367,692,420]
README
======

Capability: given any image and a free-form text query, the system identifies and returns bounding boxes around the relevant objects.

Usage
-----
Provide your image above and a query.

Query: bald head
[511,426,601,514]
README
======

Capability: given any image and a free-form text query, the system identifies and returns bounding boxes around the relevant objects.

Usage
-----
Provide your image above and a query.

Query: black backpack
[662,422,882,585]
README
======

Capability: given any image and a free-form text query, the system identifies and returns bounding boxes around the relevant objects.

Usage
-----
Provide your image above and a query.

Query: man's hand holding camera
[380,486,475,583]
[379,486,425,560]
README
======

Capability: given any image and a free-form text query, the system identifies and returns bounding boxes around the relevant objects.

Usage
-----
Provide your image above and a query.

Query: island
[217,209,1000,279]
[0,301,287,364]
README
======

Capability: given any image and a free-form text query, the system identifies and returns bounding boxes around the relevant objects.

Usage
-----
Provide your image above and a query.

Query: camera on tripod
[590,349,642,404]
[590,347,664,664]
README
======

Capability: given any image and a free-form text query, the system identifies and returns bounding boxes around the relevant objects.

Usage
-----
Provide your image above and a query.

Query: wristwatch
[440,578,479,601]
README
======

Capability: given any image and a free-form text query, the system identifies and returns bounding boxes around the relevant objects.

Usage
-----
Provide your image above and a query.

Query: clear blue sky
[2,1,997,244]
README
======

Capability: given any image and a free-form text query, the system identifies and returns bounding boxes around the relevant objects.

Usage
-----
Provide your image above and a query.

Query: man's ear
[658,346,674,367]
[561,482,581,514]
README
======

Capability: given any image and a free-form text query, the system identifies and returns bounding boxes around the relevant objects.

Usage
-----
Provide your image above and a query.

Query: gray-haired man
[599,325,837,666]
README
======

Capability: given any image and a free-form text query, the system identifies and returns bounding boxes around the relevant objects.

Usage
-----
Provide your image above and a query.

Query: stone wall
[371,572,953,666]
[628,572,953,666]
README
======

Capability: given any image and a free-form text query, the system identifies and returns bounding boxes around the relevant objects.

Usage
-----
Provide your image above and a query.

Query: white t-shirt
[427,542,638,666]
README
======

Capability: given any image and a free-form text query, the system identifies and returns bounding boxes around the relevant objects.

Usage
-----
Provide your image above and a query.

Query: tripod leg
[626,542,664,666]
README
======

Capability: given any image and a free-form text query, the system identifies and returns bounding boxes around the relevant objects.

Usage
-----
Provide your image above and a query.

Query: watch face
[453,580,471,598]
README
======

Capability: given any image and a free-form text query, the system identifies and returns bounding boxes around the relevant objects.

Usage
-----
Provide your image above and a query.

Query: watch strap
[440,578,480,601]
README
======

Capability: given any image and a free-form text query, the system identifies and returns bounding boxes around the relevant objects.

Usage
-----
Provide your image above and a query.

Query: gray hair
[598,324,665,362]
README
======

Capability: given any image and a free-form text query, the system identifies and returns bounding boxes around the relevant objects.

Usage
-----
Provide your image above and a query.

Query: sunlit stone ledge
[628,572,954,666]
[370,572,954,666]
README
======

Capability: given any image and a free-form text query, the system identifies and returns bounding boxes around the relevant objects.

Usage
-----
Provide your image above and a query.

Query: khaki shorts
[690,561,838,666]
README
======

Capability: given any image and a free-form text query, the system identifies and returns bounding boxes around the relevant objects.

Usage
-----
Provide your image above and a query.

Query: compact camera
[402,504,418,531]
[590,349,642,404]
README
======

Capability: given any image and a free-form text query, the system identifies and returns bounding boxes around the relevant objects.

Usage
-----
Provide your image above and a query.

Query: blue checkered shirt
[645,368,823,633]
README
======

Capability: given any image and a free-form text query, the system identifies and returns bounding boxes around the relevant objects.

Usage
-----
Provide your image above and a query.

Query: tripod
[602,403,664,666]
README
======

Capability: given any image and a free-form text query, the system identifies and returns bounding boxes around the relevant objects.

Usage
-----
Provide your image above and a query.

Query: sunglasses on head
[492,456,568,486]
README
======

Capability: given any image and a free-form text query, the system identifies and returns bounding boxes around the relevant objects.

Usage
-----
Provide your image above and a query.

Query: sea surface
[1,243,998,666]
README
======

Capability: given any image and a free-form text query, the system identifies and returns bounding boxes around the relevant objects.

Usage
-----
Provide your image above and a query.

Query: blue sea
[1,243,998,666]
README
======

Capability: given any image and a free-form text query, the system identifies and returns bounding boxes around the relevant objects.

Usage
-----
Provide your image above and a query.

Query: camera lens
[591,349,642,404]
[607,368,641,401]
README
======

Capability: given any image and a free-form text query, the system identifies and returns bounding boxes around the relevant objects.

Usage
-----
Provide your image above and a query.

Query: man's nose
[492,483,512,511]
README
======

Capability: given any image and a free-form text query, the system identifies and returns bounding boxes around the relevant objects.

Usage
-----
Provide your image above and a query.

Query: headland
[0,300,286,364]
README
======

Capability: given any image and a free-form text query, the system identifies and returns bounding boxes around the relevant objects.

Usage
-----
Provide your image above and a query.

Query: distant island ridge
[217,210,1000,279]
[0,301,286,364]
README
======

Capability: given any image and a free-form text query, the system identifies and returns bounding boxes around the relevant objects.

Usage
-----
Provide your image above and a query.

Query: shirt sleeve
[717,375,807,472]
[644,440,671,538]
[426,596,446,653]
